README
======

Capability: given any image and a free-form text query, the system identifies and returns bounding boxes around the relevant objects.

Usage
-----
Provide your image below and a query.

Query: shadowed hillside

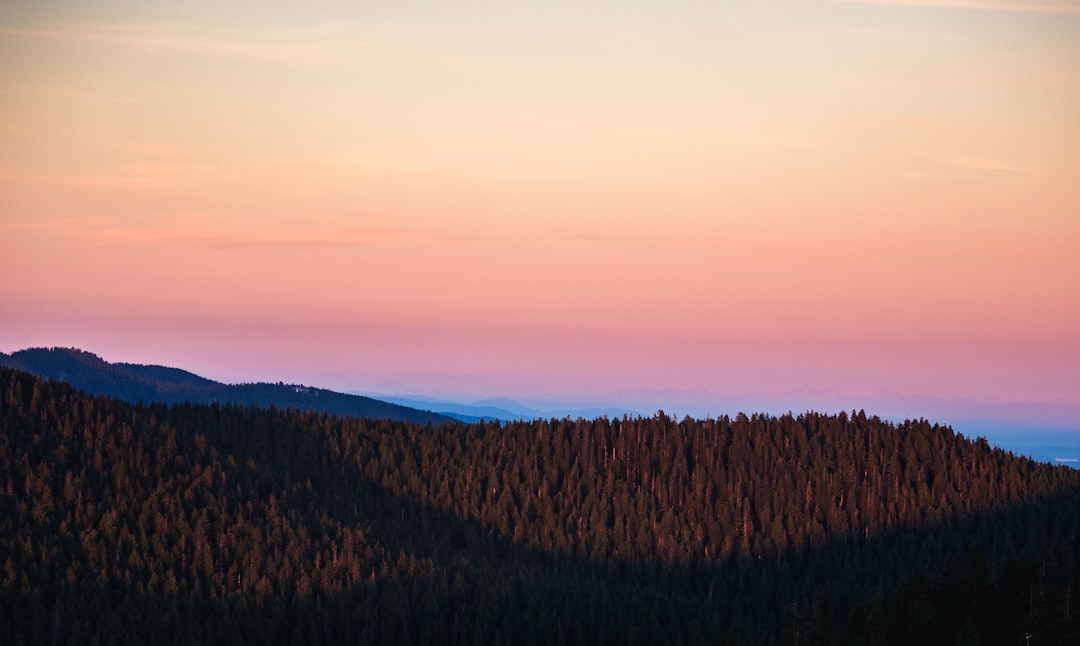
[0,347,451,424]
[2,367,1078,644]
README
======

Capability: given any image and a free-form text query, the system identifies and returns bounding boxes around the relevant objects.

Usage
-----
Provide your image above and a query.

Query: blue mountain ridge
[0,347,451,425]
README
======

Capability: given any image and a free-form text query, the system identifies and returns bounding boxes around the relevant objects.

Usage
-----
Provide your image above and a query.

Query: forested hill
[3,368,1079,644]
[0,347,451,424]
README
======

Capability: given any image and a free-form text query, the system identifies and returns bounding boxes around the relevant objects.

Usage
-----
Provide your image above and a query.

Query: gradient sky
[2,1,1078,421]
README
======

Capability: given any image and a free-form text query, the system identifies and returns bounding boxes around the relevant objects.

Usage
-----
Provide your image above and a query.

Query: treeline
[1,367,1078,644]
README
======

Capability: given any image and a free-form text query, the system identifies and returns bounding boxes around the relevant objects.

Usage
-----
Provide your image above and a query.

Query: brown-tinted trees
[2,367,1079,644]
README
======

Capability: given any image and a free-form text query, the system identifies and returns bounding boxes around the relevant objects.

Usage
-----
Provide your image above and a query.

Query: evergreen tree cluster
[2,367,1078,644]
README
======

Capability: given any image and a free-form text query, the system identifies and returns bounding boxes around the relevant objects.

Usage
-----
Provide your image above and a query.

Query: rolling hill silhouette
[0,347,451,424]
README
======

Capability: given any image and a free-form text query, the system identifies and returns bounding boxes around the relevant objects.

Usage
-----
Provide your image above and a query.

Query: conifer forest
[2,367,1079,644]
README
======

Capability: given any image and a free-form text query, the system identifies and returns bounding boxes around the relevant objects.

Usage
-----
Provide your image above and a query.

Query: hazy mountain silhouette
[0,347,451,424]
[373,393,637,422]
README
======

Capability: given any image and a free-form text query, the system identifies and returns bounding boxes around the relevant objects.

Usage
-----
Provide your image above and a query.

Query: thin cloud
[0,23,394,65]
[109,141,179,158]
[6,207,422,249]
[840,0,1080,13]
[619,25,751,48]
[78,226,419,250]
[0,170,175,193]
[559,233,634,244]
[0,85,153,106]
[903,156,1035,179]
[939,155,1034,174]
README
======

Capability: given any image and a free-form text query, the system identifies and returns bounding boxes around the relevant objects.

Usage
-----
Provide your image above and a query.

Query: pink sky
[2,1,1078,421]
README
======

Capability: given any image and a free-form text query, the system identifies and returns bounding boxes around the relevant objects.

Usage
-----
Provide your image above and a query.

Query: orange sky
[2,1,1078,416]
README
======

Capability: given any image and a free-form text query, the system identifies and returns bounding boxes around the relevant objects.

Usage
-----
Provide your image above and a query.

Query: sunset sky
[2,1,1078,425]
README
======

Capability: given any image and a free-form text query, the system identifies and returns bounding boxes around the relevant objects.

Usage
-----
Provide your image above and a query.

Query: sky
[2,1,1078,427]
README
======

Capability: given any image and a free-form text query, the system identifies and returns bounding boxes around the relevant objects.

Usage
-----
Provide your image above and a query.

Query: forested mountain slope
[2,367,1078,644]
[0,347,450,424]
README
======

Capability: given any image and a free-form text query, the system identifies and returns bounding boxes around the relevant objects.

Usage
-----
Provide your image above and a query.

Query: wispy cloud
[0,170,176,193]
[619,25,750,48]
[0,23,393,65]
[0,139,216,193]
[558,233,638,244]
[3,199,428,249]
[41,207,427,250]
[840,0,1080,13]
[77,225,417,250]
[0,85,154,106]
[903,152,1036,179]
[938,155,1034,174]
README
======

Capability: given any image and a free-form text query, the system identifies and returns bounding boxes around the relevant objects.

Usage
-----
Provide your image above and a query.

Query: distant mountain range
[370,393,638,423]
[0,347,452,424]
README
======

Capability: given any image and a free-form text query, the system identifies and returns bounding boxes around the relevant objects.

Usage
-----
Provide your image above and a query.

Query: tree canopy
[2,367,1078,644]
